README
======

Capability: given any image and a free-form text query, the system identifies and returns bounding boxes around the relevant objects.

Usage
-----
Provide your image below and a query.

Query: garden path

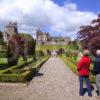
[0,57,97,100]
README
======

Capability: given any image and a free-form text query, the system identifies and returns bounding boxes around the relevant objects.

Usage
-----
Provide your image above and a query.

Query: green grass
[36,44,67,52]
[0,58,8,72]
[0,58,7,64]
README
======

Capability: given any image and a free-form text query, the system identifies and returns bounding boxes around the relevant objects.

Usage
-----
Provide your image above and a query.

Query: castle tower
[3,21,18,44]
[36,29,43,42]
[5,21,18,36]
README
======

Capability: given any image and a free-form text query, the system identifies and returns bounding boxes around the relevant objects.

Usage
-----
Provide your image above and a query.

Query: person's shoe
[88,93,92,97]
[79,94,84,97]
[95,96,100,99]
[88,95,92,97]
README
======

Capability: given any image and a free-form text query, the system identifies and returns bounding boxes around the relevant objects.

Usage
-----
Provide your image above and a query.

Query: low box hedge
[0,70,31,82]
[0,56,49,82]
[4,69,26,74]
[0,58,33,74]
[0,51,7,58]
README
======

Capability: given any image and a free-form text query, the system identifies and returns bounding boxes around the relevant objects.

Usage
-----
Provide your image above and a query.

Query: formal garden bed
[60,55,95,83]
[0,32,50,83]
[0,56,49,82]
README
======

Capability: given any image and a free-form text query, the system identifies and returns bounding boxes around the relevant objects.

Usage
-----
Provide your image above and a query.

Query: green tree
[7,33,36,66]
[0,31,4,45]
[77,14,100,55]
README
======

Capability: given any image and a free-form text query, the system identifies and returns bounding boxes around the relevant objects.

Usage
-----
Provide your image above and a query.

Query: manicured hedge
[0,61,26,74]
[0,71,30,82]
[0,58,33,74]
[0,51,7,58]
[0,56,49,82]
[36,50,44,59]
[4,69,26,74]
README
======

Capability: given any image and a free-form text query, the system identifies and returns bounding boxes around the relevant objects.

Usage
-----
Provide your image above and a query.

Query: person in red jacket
[77,50,92,97]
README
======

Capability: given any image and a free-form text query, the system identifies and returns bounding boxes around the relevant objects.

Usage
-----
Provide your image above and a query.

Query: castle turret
[5,21,18,36]
[3,21,18,44]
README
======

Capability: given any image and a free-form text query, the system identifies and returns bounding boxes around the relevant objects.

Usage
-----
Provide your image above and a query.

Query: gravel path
[0,57,98,100]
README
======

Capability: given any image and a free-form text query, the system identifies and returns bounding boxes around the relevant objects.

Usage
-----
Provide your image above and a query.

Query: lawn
[36,44,67,52]
[0,58,7,64]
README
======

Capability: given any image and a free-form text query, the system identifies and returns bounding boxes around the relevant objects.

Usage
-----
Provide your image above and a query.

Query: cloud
[0,0,97,39]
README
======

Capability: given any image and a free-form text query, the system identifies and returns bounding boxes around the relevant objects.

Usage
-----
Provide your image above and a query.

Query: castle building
[5,21,18,35]
[2,22,71,45]
[36,29,71,45]
[36,29,51,44]
[3,21,18,43]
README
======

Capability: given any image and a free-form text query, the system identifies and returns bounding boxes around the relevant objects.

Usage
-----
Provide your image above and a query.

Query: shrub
[0,71,31,82]
[7,34,36,66]
[0,56,49,82]
[0,31,4,45]
[4,69,26,74]
[77,14,100,56]
[57,48,65,55]
[0,59,32,74]
[7,37,19,66]
[65,51,70,57]
[19,34,36,56]
[36,50,44,58]
[0,51,7,58]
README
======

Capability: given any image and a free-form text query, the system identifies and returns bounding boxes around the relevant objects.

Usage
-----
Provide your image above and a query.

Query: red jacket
[77,55,91,76]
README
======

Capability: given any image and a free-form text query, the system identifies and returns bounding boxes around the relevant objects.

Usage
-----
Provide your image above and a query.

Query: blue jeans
[79,75,92,96]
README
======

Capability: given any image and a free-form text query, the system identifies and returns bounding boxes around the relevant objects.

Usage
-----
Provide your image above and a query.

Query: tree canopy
[7,33,36,66]
[77,14,100,55]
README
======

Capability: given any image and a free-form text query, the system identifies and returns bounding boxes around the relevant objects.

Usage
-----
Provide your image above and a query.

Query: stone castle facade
[36,29,51,44]
[2,21,71,45]
[3,21,18,43]
[36,29,71,45]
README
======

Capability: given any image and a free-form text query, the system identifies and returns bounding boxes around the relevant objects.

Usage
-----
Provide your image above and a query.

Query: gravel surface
[0,57,98,100]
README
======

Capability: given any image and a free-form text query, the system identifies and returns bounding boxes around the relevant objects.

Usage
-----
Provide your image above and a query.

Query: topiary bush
[0,31,4,45]
[7,34,36,66]
[57,48,65,55]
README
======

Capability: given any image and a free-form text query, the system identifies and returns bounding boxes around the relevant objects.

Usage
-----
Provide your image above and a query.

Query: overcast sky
[0,0,99,39]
